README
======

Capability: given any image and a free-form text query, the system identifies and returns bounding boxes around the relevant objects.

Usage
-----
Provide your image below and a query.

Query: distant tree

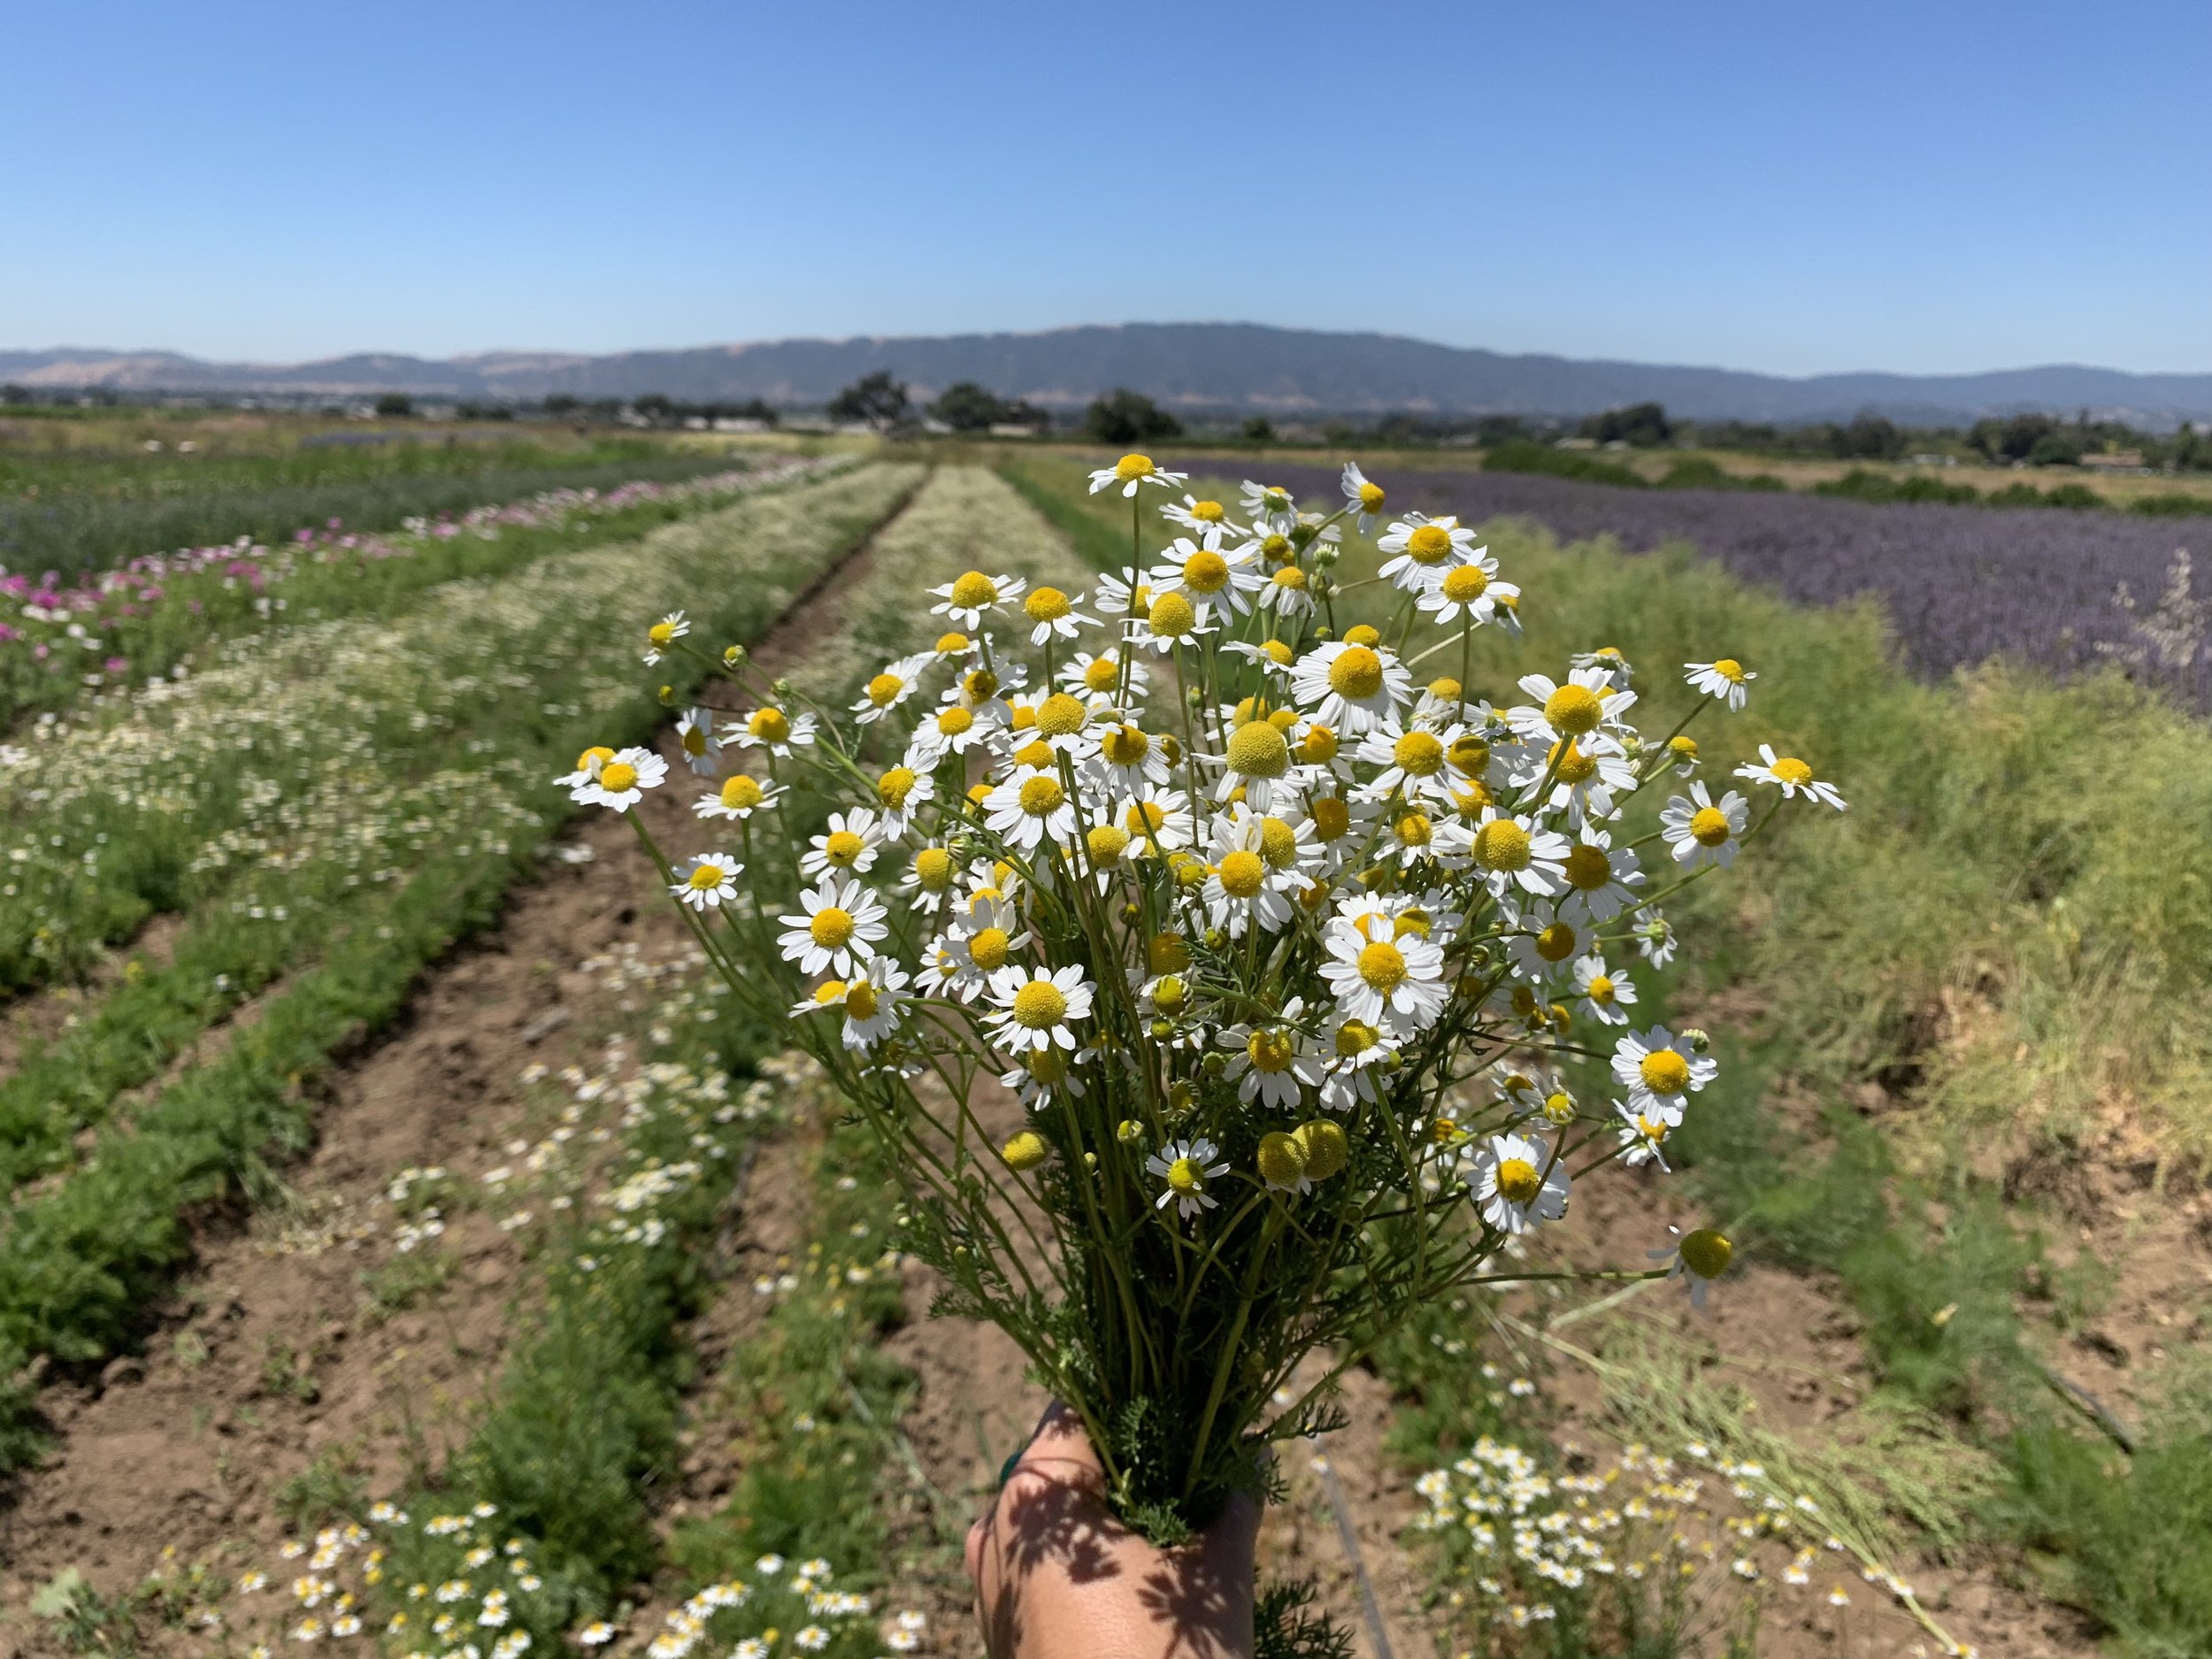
[0,383,27,407]
[931,381,1010,432]
[1830,411,1904,461]
[1241,415,1277,442]
[1970,412,2056,463]
[828,371,910,428]
[2027,430,2082,467]
[542,394,580,416]
[1086,388,1182,445]
[633,393,675,425]
[374,392,414,419]
[1580,402,1672,447]
[456,401,514,421]
[1472,415,1534,448]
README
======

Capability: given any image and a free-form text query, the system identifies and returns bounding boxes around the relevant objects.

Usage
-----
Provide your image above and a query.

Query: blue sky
[5,0,2206,375]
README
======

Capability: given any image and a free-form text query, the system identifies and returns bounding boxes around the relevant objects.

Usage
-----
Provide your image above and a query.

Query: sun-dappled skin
[966,1406,1260,1659]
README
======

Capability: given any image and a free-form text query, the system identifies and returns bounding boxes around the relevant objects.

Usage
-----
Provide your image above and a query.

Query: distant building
[2080,450,2147,471]
[989,422,1045,439]
[712,417,768,433]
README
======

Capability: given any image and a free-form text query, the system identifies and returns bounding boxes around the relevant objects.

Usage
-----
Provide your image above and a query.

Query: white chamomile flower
[1649,1225,1733,1309]
[1118,786,1194,855]
[641,610,689,665]
[1660,781,1748,868]
[1163,492,1237,535]
[1088,452,1187,497]
[1571,645,1634,687]
[1571,954,1637,1025]
[1354,718,1466,807]
[1152,535,1263,626]
[572,747,666,812]
[725,705,818,757]
[671,852,742,911]
[1376,513,1481,593]
[800,808,885,879]
[1288,638,1412,733]
[1240,479,1298,533]
[1469,1133,1570,1234]
[1555,826,1643,925]
[1058,648,1147,706]
[830,956,908,1052]
[1022,585,1096,644]
[695,772,783,821]
[985,964,1094,1054]
[1685,657,1754,710]
[1002,1043,1086,1110]
[1084,719,1171,796]
[1340,461,1387,533]
[1610,1026,1717,1123]
[929,569,1027,629]
[903,701,1002,771]
[1469,808,1570,903]
[1128,584,1215,655]
[1508,667,1636,745]
[1257,562,1317,617]
[869,763,935,837]
[1147,1137,1230,1218]
[673,706,722,774]
[1615,1099,1674,1170]
[1735,742,1846,810]
[777,874,888,977]
[1317,1012,1394,1112]
[1321,912,1449,1035]
[1202,810,1295,936]
[984,765,1079,851]
[1416,557,1517,628]
[898,844,959,913]
[554,744,618,789]
[1505,901,1586,982]
[1512,732,1638,819]
[852,652,935,723]
[1219,999,1323,1110]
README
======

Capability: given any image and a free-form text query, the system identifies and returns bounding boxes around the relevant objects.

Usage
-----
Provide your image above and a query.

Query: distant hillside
[7,324,2210,427]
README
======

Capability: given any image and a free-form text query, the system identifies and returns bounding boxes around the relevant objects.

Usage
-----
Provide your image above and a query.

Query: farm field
[1,438,2208,1659]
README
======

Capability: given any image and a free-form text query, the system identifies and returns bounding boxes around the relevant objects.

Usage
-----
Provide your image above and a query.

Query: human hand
[964,1404,1260,1659]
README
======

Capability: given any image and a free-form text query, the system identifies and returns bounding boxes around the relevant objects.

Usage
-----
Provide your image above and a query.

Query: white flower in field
[1023,691,1100,761]
[1508,667,1637,745]
[1614,1100,1673,1170]
[672,706,721,775]
[1377,513,1481,593]
[1510,732,1637,819]
[1118,786,1194,856]
[1610,1026,1717,1123]
[1002,1043,1086,1110]
[1202,812,1295,937]
[1162,493,1238,539]
[1635,911,1678,971]
[1082,719,1171,795]
[1219,1000,1323,1110]
[1734,742,1846,810]
[985,964,1094,1054]
[1502,902,1582,982]
[898,844,958,913]
[903,701,1002,770]
[1322,911,1448,1034]
[1023,584,1097,644]
[936,895,1031,999]
[756,1555,786,1576]
[1240,479,1298,533]
[778,875,888,977]
[1147,1136,1230,1218]
[928,568,1028,628]
[1555,826,1643,926]
[1649,1225,1732,1309]
[852,652,935,723]
[914,932,984,1003]
[824,956,909,1052]
[1469,808,1570,903]
[1128,586,1215,654]
[1257,562,1317,617]
[1058,648,1147,707]
[1317,1013,1394,1112]
[1685,657,1755,710]
[671,852,742,911]
[1089,452,1187,497]
[984,764,1079,851]
[1571,644,1634,687]
[1354,718,1466,808]
[1417,557,1518,628]
[793,1627,830,1653]
[1151,535,1263,626]
[1092,564,1154,618]
[555,745,618,787]
[1469,1133,1570,1234]
[1571,954,1636,1025]
[1217,717,1297,813]
[1381,802,1471,869]
[942,657,1025,717]
[724,705,818,758]
[237,1571,270,1594]
[869,763,934,838]
[1660,781,1748,869]
[1298,788,1374,873]
[1341,462,1387,533]
[573,747,666,812]
[695,772,783,822]
[641,609,689,666]
[800,808,885,879]
[1288,638,1412,733]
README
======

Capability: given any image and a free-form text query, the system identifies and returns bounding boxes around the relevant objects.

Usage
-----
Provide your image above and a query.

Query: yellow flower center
[877,766,918,809]
[598,762,639,794]
[576,745,615,772]
[1036,693,1087,737]
[681,724,708,757]
[936,706,975,737]
[934,631,970,654]
[963,667,999,700]
[1083,655,1122,693]
[1148,932,1190,973]
[721,774,764,810]
[1543,684,1603,735]
[1671,734,1699,759]
[1394,812,1433,849]
[1294,1119,1348,1180]
[1148,592,1197,638]
[1327,646,1385,700]
[914,848,953,890]
[1271,565,1308,591]
[1256,1131,1307,1185]
[1013,739,1055,770]
[1261,533,1292,563]
[1536,922,1578,961]
[687,864,726,891]
[810,908,856,949]
[823,830,865,867]
[966,782,993,805]
[1114,453,1155,482]
[1125,800,1170,838]
[1712,658,1745,683]
[1018,776,1066,816]
[843,981,878,1020]
[1548,739,1598,784]
[1544,1091,1577,1125]
[1393,731,1445,777]
[1690,806,1732,847]
[1182,550,1230,594]
[1151,973,1187,1012]
[1334,1018,1379,1056]
[1192,498,1225,521]
[1640,1049,1692,1094]
[1343,624,1382,648]
[1586,974,1616,1004]
[1394,907,1432,939]
[1248,1029,1296,1073]
[1226,720,1290,779]
[1101,724,1149,766]
[1028,1048,1069,1084]
[1406,523,1455,564]
[1771,757,1813,787]
[1002,1131,1048,1171]
[1087,824,1130,865]
[1679,1228,1733,1279]
[749,708,791,743]
[1358,480,1386,509]
[649,620,679,646]
[865,672,905,707]
[1475,818,1532,872]
[967,927,1011,972]
[814,979,848,1005]
[1262,639,1294,667]
[1012,980,1069,1029]
[1494,1157,1542,1206]
[1025,587,1071,622]
[949,571,999,609]
[1217,850,1267,898]
[1428,676,1463,703]
[1448,734,1489,774]
[1258,817,1300,870]
[1356,939,1408,993]
[1166,1156,1204,1194]
[1563,845,1611,890]
[1301,724,1339,763]
[1440,564,1490,602]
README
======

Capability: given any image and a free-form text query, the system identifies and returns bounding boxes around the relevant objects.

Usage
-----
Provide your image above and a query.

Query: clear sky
[5,0,2207,376]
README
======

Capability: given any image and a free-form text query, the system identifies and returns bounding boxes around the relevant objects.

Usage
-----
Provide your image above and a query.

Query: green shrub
[1482,438,1646,488]
[2129,491,2212,518]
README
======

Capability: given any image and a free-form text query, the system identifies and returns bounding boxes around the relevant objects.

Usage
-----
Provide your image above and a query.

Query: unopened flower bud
[1201,1052,1227,1079]
[772,677,794,697]
[1149,1018,1174,1041]
[1116,1119,1145,1145]
[723,643,747,666]
[1679,1228,1732,1280]
[1001,1132,1048,1171]
[1294,1119,1348,1181]
[1681,1027,1712,1054]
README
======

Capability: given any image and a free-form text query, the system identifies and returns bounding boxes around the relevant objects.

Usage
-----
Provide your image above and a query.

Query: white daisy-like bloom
[1317,1012,1395,1112]
[572,747,667,812]
[1340,462,1387,534]
[793,1627,831,1653]
[1416,557,1519,629]
[1735,742,1847,810]
[673,706,722,775]
[913,931,987,1003]
[852,652,936,724]
[1002,1043,1087,1111]
[1127,587,1215,656]
[777,874,889,978]
[553,744,619,789]
[1151,534,1263,626]
[1636,911,1679,971]
[1322,912,1449,1034]
[1353,718,1467,808]
[1555,827,1644,926]
[1685,657,1755,710]
[1240,479,1299,533]
[1507,667,1637,746]
[1082,719,1171,796]
[1088,452,1187,497]
[985,964,1094,1054]
[1376,513,1481,593]
[695,772,784,822]
[1214,717,1301,814]
[1610,1026,1717,1124]
[1648,1225,1733,1309]
[1571,954,1637,1026]
[869,763,935,838]
[897,843,959,914]
[1162,492,1239,536]
[1660,781,1749,869]
[671,852,743,911]
[1288,638,1412,733]
[800,808,886,879]
[577,1623,617,1647]
[641,609,690,666]
[1092,565,1155,618]
[1146,1136,1230,1218]
[833,955,909,1052]
[1614,1100,1674,1171]
[983,764,1079,852]
[1201,810,1295,936]
[1223,640,1296,682]
[1021,690,1101,761]
[902,702,1002,771]
[1022,584,1097,644]
[1058,648,1148,707]
[1469,1133,1571,1234]
[1118,787,1194,856]
[1571,644,1634,686]
[1297,788,1372,874]
[1511,732,1639,820]
[1068,802,1141,891]
[725,705,818,758]
[941,657,1025,718]
[928,569,1028,629]
[1468,808,1570,903]
[933,895,1030,999]
[1219,998,1323,1110]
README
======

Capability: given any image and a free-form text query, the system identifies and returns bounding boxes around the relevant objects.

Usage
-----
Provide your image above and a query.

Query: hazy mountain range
[6,324,2209,427]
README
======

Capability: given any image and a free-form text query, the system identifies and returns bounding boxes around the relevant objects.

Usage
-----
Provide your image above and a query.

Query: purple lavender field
[1257,463,2208,705]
